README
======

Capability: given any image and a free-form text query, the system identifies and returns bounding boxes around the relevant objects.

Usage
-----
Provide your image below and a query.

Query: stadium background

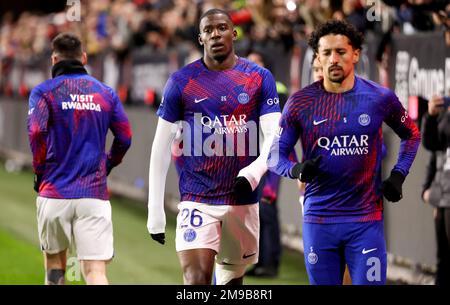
[1,0,449,284]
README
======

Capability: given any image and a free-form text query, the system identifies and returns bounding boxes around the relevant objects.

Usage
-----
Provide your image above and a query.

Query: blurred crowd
[2,0,449,61]
[0,0,449,97]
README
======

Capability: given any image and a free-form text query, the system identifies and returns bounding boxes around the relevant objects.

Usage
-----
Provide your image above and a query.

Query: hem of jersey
[38,192,109,201]
[180,195,258,206]
[303,211,383,224]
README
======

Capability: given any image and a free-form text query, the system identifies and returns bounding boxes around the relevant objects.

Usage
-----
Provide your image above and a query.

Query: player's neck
[323,73,356,94]
[203,54,238,71]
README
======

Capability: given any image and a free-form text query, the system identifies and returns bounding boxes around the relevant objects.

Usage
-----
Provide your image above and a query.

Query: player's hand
[151,233,165,245]
[291,156,322,183]
[233,176,253,204]
[428,96,444,116]
[381,170,405,202]
[34,174,42,193]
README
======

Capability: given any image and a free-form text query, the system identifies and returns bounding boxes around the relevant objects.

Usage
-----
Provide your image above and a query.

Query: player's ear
[232,29,237,41]
[316,53,322,65]
[51,53,59,66]
[198,34,204,46]
[353,48,360,64]
[81,52,87,65]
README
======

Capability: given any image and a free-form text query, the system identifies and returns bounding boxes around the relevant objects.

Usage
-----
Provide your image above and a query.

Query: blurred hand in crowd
[428,95,445,116]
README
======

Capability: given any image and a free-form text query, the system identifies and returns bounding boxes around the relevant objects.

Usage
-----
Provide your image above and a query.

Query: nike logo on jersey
[313,118,328,126]
[194,97,208,104]
[362,248,377,254]
[243,253,256,259]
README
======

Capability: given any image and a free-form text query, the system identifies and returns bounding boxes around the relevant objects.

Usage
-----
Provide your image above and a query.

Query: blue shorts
[303,220,387,285]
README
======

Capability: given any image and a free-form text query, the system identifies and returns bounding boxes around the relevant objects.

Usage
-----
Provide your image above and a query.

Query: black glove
[151,233,165,245]
[34,174,42,193]
[233,176,253,204]
[380,170,405,202]
[291,156,322,183]
[106,159,113,176]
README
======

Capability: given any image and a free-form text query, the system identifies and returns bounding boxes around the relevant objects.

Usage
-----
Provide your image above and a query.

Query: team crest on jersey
[308,247,318,265]
[183,229,197,242]
[238,92,250,104]
[358,114,371,126]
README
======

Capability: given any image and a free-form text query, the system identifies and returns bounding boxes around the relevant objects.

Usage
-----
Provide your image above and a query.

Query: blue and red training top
[27,60,132,200]
[268,76,420,223]
[158,57,280,205]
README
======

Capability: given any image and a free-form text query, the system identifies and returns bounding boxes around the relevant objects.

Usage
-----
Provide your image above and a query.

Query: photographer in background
[421,95,450,285]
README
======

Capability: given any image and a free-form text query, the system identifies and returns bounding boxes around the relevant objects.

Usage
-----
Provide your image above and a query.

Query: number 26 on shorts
[179,208,203,229]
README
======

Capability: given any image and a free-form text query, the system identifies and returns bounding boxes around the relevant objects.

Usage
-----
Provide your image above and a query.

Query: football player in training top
[268,20,420,285]
[27,33,132,285]
[147,9,281,285]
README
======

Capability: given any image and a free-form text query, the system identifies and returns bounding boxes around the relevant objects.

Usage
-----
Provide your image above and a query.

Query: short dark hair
[308,20,364,54]
[199,8,232,26]
[51,33,83,60]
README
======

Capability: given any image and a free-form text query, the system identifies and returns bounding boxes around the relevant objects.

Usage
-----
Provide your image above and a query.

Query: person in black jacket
[421,95,450,285]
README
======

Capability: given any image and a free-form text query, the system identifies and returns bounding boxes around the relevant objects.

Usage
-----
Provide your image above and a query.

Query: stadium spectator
[146,8,281,285]
[267,20,421,285]
[421,95,450,285]
[27,33,132,285]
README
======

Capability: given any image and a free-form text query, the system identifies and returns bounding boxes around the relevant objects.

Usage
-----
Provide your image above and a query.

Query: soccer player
[27,33,132,285]
[311,52,355,285]
[147,9,281,285]
[268,20,421,285]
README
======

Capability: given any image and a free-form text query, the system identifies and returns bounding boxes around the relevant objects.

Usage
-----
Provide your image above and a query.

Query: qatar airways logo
[170,113,259,157]
[200,114,248,135]
[318,134,369,156]
[62,94,101,112]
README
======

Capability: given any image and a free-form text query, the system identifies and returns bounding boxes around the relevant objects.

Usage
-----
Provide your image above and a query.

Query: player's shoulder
[355,76,395,99]
[237,57,271,76]
[166,58,203,90]
[172,58,204,80]
[30,80,49,98]
[288,81,322,104]
[81,74,119,102]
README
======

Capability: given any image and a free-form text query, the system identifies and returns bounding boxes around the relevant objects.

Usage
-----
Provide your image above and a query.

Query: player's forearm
[267,138,298,179]
[392,126,421,177]
[107,137,132,167]
[238,112,281,190]
[147,145,170,233]
[108,121,132,167]
[28,130,47,174]
[28,93,49,175]
[147,118,177,233]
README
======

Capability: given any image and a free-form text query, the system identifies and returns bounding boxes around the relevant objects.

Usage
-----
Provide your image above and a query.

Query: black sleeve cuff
[290,163,302,179]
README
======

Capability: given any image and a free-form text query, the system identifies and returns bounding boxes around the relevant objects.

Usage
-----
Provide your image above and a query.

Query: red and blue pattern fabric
[158,57,280,205]
[268,76,420,223]
[27,73,132,200]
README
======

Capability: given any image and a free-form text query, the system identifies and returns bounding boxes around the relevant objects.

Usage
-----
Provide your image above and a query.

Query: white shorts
[36,196,113,261]
[175,201,259,265]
